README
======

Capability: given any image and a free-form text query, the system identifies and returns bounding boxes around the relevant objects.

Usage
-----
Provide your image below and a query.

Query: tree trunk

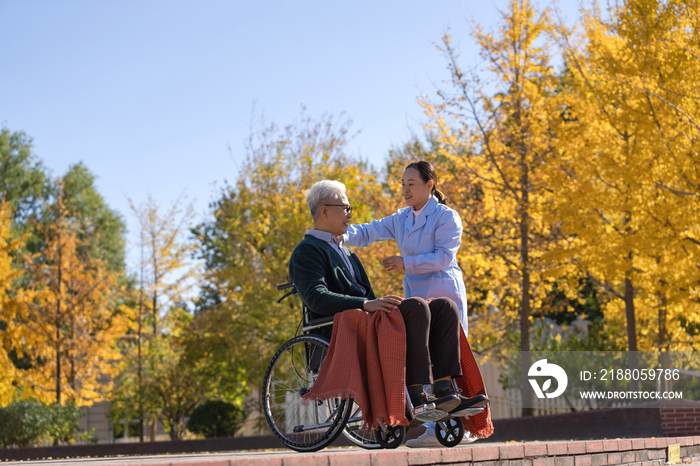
[625,274,640,391]
[138,232,145,443]
[519,139,533,417]
[56,237,62,407]
[55,320,61,404]
[658,287,671,392]
[520,264,533,417]
[55,234,63,446]
[152,230,158,337]
[658,290,668,351]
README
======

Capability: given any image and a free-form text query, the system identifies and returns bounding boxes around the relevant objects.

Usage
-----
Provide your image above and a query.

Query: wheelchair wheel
[435,418,464,447]
[341,401,382,449]
[262,335,352,452]
[375,425,406,449]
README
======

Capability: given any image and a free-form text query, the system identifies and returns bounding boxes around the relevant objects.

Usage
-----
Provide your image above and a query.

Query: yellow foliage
[552,0,700,351]
[0,200,23,406]
[129,194,198,336]
[416,0,700,360]
[191,112,403,394]
[12,190,130,406]
[420,0,570,360]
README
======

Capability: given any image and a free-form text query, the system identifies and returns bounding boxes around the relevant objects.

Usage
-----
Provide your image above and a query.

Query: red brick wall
[660,400,700,437]
[490,406,664,441]
[489,400,700,442]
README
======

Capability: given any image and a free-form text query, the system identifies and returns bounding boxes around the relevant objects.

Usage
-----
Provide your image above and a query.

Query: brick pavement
[8,436,700,466]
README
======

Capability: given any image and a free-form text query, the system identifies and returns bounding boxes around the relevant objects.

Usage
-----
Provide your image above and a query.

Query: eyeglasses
[325,204,353,214]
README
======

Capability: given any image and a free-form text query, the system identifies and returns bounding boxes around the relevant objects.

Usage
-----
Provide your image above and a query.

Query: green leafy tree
[190,111,398,424]
[144,323,205,441]
[0,128,49,228]
[59,163,127,273]
[118,193,197,442]
[110,308,206,441]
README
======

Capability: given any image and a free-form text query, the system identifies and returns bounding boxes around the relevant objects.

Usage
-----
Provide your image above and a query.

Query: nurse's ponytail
[405,161,449,206]
[433,187,448,206]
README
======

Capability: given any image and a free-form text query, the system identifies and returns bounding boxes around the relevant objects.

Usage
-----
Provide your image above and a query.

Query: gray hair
[305,180,346,220]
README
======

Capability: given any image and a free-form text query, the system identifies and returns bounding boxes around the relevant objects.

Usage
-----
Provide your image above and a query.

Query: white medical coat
[343,196,468,332]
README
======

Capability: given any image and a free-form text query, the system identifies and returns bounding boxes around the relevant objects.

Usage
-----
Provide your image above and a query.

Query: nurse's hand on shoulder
[382,255,405,272]
[363,296,403,313]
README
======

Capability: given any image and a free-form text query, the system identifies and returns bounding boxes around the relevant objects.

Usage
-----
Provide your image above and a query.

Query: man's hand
[382,255,405,272]
[363,295,403,313]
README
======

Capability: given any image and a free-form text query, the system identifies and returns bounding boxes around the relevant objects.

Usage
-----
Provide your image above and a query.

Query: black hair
[405,161,448,205]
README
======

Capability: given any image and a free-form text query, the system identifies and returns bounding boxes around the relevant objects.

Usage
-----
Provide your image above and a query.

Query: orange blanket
[302,308,494,439]
[455,326,494,439]
[301,308,409,430]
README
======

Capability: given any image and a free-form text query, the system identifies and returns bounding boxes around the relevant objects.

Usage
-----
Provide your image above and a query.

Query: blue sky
[0,0,579,270]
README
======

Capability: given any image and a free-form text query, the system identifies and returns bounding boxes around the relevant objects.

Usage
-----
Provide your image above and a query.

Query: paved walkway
[8,437,700,466]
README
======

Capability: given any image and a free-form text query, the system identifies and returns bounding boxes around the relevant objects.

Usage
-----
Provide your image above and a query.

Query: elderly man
[289,180,484,413]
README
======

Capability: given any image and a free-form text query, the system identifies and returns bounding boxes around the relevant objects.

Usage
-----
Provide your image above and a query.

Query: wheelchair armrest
[302,315,335,332]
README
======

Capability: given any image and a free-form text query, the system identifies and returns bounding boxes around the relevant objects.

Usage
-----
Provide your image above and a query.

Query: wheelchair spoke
[340,400,383,449]
[262,334,351,452]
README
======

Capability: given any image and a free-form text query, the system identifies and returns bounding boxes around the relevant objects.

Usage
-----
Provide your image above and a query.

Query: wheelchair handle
[277,290,296,303]
[277,283,298,303]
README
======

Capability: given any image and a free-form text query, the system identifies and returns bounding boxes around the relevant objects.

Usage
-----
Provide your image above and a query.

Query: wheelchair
[261,283,486,452]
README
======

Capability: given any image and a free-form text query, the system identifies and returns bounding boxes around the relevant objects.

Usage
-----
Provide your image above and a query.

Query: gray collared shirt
[305,229,365,293]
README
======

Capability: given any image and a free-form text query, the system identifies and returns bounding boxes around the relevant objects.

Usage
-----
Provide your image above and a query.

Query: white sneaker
[405,426,442,448]
[405,426,478,448]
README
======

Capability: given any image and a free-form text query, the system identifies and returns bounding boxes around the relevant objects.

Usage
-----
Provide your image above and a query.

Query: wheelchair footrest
[414,408,450,423]
[451,407,485,418]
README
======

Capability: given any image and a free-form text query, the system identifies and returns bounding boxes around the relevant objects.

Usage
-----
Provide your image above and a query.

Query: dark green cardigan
[288,235,376,319]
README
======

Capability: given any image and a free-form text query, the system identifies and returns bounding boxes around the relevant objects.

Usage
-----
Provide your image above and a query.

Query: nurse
[343,160,473,448]
[343,160,468,332]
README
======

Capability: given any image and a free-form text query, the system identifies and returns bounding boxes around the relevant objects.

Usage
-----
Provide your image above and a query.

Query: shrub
[0,400,51,447]
[0,401,87,448]
[46,403,82,445]
[186,400,243,438]
[75,428,99,444]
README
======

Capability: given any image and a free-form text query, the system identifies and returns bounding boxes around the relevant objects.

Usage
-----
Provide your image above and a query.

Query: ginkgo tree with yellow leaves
[421,0,574,413]
[552,0,700,368]
[130,195,198,338]
[108,194,199,442]
[415,0,700,383]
